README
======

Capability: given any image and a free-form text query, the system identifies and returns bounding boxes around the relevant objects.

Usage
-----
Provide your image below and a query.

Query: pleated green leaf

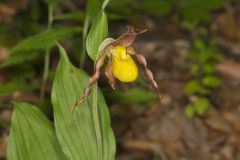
[51,45,115,160]
[104,88,157,104]
[10,27,82,54]
[0,81,37,97]
[86,12,108,61]
[1,50,39,68]
[7,103,66,160]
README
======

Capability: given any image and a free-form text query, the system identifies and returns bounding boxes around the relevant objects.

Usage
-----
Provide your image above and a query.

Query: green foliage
[0,82,37,97]
[6,0,116,159]
[102,0,111,10]
[4,0,229,158]
[185,104,195,118]
[1,27,82,68]
[107,0,133,18]
[185,97,210,118]
[194,98,210,115]
[7,103,66,160]
[104,88,157,104]
[9,65,35,81]
[44,0,60,6]
[107,0,225,21]
[10,27,82,54]
[203,63,215,74]
[51,45,115,160]
[86,12,108,61]
[87,0,103,22]
[184,80,209,95]
[184,21,223,117]
[1,51,39,68]
[193,39,205,50]
[108,0,132,9]
[54,11,86,21]
[182,7,211,22]
[181,0,225,22]
[136,0,172,16]
[86,0,110,61]
[203,75,221,88]
[183,0,225,11]
[6,46,116,160]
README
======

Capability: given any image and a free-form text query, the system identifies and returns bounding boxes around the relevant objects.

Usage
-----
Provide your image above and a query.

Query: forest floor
[111,7,240,160]
[113,39,240,160]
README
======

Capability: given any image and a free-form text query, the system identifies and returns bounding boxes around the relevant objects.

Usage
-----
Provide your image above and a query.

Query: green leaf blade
[10,27,82,54]
[7,103,66,160]
[0,81,37,97]
[203,76,221,88]
[185,104,195,118]
[104,88,157,104]
[87,0,102,22]
[1,50,39,68]
[184,80,209,95]
[51,45,115,160]
[86,12,108,61]
[194,98,210,116]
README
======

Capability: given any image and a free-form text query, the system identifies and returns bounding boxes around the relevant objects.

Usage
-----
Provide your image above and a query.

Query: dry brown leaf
[217,59,240,80]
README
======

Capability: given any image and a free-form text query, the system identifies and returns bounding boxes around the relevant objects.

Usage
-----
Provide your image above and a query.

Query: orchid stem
[93,83,102,160]
[40,5,54,102]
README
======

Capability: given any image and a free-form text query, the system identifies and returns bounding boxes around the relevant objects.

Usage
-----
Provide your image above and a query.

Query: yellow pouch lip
[113,46,128,60]
[112,52,138,82]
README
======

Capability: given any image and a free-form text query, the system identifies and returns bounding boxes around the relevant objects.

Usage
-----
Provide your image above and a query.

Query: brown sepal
[111,25,147,47]
[71,46,113,113]
[131,48,162,101]
[105,57,116,90]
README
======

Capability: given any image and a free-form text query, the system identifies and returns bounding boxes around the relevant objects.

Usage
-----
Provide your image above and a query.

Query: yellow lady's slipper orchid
[72,25,161,113]
[112,46,138,82]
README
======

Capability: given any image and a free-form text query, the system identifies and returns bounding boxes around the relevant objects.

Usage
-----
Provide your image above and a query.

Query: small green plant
[178,0,225,118]
[183,21,223,117]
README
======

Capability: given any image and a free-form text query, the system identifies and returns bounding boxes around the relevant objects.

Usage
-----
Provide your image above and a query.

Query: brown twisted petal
[129,47,162,100]
[71,46,113,113]
[127,25,148,34]
[105,56,116,90]
[111,25,147,47]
